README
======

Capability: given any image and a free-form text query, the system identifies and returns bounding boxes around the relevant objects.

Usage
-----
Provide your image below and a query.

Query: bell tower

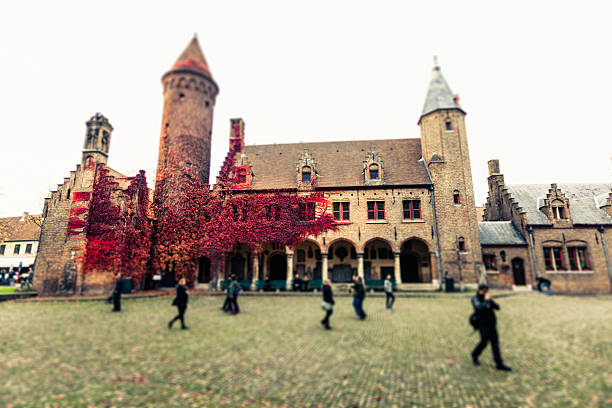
[156,34,219,187]
[82,112,112,168]
[419,58,482,285]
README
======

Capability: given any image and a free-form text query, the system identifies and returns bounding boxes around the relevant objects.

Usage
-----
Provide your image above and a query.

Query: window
[457,237,466,252]
[483,254,497,270]
[402,200,421,220]
[500,250,506,262]
[14,244,21,255]
[236,168,246,183]
[25,244,32,254]
[445,121,452,131]
[297,249,306,262]
[367,201,385,220]
[543,247,565,271]
[301,166,311,182]
[568,247,590,271]
[0,245,5,255]
[332,202,350,221]
[299,202,315,220]
[453,190,461,205]
[552,206,566,220]
[186,162,192,174]
[369,164,379,180]
[66,189,71,200]
[378,247,389,259]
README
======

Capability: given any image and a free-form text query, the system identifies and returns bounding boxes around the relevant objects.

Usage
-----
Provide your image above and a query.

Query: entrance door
[231,254,246,281]
[401,253,419,283]
[198,257,211,283]
[269,254,287,281]
[512,258,526,285]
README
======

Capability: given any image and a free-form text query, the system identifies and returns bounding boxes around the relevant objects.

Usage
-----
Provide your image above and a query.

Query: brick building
[481,159,612,294]
[0,213,41,276]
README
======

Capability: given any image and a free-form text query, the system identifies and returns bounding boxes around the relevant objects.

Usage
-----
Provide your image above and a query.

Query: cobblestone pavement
[0,293,610,407]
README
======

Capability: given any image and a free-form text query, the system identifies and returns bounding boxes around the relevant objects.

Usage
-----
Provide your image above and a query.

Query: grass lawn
[0,287,15,294]
[0,293,610,407]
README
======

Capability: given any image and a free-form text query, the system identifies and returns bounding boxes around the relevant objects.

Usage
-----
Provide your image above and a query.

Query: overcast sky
[1,0,610,217]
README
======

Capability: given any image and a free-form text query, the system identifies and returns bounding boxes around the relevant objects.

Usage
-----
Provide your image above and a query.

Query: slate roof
[479,221,527,246]
[241,138,431,190]
[0,215,41,242]
[506,184,612,225]
[420,62,465,120]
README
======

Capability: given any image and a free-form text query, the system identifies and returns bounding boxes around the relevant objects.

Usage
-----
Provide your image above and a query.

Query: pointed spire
[169,34,213,78]
[420,57,464,120]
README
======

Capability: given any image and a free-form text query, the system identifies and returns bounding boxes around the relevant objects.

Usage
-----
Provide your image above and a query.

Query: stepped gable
[506,183,612,225]
[478,221,527,246]
[241,138,431,189]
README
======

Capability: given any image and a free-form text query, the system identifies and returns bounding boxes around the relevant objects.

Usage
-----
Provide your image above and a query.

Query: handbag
[321,301,333,311]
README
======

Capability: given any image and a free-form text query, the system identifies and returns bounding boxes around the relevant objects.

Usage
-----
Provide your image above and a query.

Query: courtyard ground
[0,292,610,407]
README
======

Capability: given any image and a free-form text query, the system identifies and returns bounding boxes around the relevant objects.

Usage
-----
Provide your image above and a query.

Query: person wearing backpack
[470,284,511,371]
[230,274,241,314]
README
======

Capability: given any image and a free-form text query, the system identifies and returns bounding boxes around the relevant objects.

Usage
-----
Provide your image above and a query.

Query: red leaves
[72,192,90,202]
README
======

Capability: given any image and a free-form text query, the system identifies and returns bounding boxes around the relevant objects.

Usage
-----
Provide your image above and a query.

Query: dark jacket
[322,284,334,305]
[114,278,124,295]
[174,284,188,308]
[231,279,241,296]
[352,282,365,299]
[471,294,499,326]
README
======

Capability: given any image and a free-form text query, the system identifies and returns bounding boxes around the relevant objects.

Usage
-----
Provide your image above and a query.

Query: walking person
[112,273,124,312]
[470,284,512,371]
[536,277,552,295]
[229,274,240,314]
[384,274,395,311]
[352,275,367,320]
[168,277,189,330]
[320,279,334,329]
[222,275,233,312]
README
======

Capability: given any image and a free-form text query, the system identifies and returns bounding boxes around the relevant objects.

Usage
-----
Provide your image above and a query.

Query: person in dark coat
[293,274,303,292]
[536,277,552,295]
[112,273,124,312]
[168,277,189,329]
[471,284,511,371]
[229,274,240,314]
[352,275,367,320]
[222,276,233,312]
[320,279,334,329]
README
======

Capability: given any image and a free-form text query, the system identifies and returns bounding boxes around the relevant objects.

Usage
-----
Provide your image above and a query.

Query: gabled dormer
[596,189,612,217]
[363,149,384,185]
[296,149,318,190]
[232,153,253,190]
[539,184,572,227]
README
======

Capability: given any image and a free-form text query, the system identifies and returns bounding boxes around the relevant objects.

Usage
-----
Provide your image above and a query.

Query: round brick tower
[156,35,219,188]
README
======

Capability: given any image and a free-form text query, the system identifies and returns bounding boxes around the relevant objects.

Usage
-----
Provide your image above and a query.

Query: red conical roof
[169,35,213,78]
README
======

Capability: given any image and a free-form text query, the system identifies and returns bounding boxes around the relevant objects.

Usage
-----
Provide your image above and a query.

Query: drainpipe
[527,226,539,280]
[419,157,443,290]
[599,226,612,289]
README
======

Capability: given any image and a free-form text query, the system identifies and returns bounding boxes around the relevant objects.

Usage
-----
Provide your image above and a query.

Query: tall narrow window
[457,237,466,252]
[568,247,590,271]
[236,168,247,183]
[402,200,421,220]
[445,121,452,131]
[0,245,5,255]
[367,201,385,220]
[332,202,350,221]
[14,244,21,255]
[544,247,565,271]
[25,244,33,254]
[453,190,461,205]
[301,166,311,182]
[552,205,566,220]
[369,164,379,180]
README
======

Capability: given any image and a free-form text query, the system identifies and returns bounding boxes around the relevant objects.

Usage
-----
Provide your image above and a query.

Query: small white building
[0,214,41,275]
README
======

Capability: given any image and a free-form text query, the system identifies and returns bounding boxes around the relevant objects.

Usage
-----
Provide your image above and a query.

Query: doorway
[512,258,526,285]
[269,254,287,281]
[400,253,419,283]
[198,257,210,283]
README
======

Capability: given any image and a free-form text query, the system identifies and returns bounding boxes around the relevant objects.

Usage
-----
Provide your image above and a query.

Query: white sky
[1,0,611,217]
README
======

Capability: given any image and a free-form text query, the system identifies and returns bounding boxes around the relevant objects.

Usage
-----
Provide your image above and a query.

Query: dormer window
[453,190,461,205]
[369,164,379,180]
[301,166,311,182]
[552,201,566,219]
[236,168,247,183]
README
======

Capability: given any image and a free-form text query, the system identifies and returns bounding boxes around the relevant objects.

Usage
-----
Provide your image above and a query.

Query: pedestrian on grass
[168,277,189,330]
[352,275,367,320]
[222,275,233,312]
[229,274,240,314]
[320,279,334,329]
[112,273,124,312]
[536,277,552,295]
[470,284,511,371]
[384,274,395,311]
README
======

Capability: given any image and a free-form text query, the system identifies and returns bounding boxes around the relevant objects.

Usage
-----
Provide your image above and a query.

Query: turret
[82,113,113,167]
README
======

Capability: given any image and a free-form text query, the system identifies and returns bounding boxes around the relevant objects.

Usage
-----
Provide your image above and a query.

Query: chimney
[229,118,245,152]
[487,159,500,176]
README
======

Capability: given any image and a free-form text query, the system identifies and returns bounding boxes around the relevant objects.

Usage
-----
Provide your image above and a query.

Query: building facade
[0,214,41,276]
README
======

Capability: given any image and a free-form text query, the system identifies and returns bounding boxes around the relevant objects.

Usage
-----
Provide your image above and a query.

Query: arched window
[369,164,379,180]
[453,190,461,205]
[85,156,94,168]
[236,168,247,183]
[301,166,311,182]
[457,237,466,252]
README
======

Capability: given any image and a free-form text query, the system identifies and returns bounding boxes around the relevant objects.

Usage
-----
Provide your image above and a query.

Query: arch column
[286,252,294,290]
[357,252,364,280]
[321,252,328,281]
[394,251,403,285]
[251,252,259,290]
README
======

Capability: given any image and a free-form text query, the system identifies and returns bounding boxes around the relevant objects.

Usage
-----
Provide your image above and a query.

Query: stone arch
[326,237,358,253]
[294,239,321,280]
[363,237,394,280]
[268,251,287,281]
[327,238,357,282]
[400,238,431,283]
